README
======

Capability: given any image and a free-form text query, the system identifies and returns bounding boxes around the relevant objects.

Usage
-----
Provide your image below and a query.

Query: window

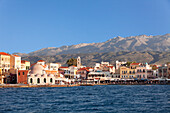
[50,78,53,83]
[143,75,145,78]
[12,76,15,80]
[26,66,29,70]
[37,78,40,83]
[23,72,24,75]
[19,72,20,76]
[44,78,46,83]
[30,78,33,83]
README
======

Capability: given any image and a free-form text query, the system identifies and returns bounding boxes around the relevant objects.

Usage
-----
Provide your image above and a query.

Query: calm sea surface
[0,85,170,113]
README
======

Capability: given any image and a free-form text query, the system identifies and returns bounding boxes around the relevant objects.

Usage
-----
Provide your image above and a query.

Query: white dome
[30,64,44,75]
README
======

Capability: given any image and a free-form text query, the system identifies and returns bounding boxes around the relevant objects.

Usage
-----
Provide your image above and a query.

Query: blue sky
[0,0,170,53]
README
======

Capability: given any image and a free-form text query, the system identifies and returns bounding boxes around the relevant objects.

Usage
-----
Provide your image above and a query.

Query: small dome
[30,64,44,75]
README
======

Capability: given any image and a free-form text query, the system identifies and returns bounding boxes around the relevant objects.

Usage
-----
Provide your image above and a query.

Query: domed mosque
[28,64,56,85]
[30,64,46,75]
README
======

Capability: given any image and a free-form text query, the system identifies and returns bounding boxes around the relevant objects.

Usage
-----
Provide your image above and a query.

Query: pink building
[135,63,152,79]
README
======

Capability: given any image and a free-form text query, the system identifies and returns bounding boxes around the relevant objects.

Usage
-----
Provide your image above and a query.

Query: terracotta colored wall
[18,70,29,84]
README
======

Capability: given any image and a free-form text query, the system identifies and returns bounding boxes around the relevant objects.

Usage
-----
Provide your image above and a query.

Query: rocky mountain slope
[22,51,170,67]
[16,34,170,56]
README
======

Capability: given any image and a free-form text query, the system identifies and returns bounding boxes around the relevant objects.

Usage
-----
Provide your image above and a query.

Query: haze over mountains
[16,34,170,57]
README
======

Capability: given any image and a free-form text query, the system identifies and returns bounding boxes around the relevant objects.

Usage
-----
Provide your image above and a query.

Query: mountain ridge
[14,33,170,57]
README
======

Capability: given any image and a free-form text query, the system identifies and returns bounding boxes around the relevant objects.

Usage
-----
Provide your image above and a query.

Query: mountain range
[15,33,170,57]
[14,34,170,66]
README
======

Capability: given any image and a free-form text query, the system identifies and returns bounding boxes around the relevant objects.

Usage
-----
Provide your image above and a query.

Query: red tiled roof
[18,70,29,72]
[86,67,93,69]
[0,52,10,56]
[70,65,77,67]
[30,63,36,67]
[21,60,29,63]
[78,68,89,72]
[130,63,140,65]
[37,60,45,62]
[107,66,114,68]
[13,55,20,57]
[59,66,68,68]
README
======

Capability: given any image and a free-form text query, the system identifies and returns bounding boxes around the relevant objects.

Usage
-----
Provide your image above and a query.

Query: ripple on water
[0,85,170,113]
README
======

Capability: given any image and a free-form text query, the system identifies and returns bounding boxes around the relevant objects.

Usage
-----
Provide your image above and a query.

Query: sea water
[0,85,169,113]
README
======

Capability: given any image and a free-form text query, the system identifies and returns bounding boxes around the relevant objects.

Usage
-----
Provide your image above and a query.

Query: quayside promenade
[1,80,170,88]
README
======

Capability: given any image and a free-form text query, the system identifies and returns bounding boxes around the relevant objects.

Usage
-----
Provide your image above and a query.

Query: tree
[66,58,77,67]
[126,61,136,67]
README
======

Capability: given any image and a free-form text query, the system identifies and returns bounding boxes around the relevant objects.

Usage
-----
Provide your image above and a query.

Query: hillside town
[0,52,170,87]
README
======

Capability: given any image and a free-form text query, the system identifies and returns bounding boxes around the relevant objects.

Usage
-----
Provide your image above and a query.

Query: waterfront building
[0,52,11,83]
[27,63,68,85]
[107,66,115,74]
[48,63,61,71]
[115,60,127,70]
[59,66,78,79]
[21,60,30,70]
[59,66,70,78]
[130,63,141,69]
[69,66,78,79]
[0,52,10,73]
[151,65,159,78]
[0,68,5,84]
[10,55,21,69]
[120,66,135,79]
[94,61,115,74]
[18,70,29,84]
[158,63,170,79]
[7,69,18,84]
[88,71,111,84]
[76,68,90,79]
[27,64,56,85]
[135,63,152,79]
